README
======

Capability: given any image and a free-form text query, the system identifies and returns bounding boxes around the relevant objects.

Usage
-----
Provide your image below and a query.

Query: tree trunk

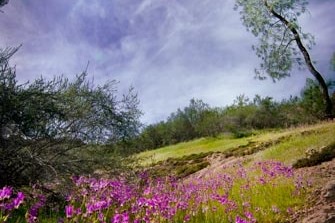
[264,0,333,119]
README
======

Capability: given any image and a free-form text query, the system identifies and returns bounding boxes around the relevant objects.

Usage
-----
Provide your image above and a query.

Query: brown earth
[291,158,335,223]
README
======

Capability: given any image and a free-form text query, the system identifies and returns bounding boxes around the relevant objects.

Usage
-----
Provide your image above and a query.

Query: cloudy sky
[1,0,334,124]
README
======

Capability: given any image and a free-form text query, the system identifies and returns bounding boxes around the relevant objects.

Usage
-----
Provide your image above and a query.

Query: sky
[0,0,334,124]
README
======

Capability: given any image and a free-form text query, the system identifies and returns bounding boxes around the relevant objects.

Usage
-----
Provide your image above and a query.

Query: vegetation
[1,121,334,222]
[146,152,212,178]
[137,135,249,165]
[234,0,333,118]
[293,142,335,168]
[0,47,142,187]
[1,1,335,222]
[138,122,335,166]
[1,160,310,223]
[254,122,335,165]
[133,86,334,153]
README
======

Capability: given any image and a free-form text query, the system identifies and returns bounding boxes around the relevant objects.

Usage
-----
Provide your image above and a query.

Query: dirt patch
[289,158,335,223]
[192,153,245,179]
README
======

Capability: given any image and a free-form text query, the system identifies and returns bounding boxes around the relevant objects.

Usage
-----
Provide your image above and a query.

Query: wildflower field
[3,122,335,223]
[1,160,310,223]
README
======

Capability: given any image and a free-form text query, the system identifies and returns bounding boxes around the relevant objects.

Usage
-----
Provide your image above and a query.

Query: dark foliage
[0,47,142,187]
[146,152,212,179]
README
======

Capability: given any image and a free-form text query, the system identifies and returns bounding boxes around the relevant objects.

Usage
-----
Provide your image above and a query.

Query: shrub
[0,47,142,187]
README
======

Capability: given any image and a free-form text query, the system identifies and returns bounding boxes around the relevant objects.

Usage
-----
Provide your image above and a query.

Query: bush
[0,47,142,187]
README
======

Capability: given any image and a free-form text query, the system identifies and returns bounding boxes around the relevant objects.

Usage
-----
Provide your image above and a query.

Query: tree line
[130,83,335,152]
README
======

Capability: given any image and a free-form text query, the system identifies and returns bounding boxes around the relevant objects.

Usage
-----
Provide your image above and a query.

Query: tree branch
[263,0,333,118]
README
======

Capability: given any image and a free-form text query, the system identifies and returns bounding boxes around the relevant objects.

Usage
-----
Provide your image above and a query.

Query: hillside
[2,122,334,222]
[138,121,335,166]
[137,121,335,222]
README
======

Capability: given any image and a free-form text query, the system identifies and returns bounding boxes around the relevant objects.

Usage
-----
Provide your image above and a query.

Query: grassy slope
[137,136,250,165]
[253,122,335,165]
[137,121,335,166]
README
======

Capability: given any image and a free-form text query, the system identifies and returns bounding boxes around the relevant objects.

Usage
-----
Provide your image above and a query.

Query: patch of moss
[224,135,292,158]
[145,152,213,178]
[293,143,335,168]
[175,161,210,178]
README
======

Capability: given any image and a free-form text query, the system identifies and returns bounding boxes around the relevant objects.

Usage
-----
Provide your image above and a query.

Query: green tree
[0,47,142,186]
[251,95,280,128]
[136,122,172,150]
[276,96,312,126]
[170,99,209,142]
[225,95,256,129]
[235,0,333,118]
[196,108,225,137]
[301,78,335,119]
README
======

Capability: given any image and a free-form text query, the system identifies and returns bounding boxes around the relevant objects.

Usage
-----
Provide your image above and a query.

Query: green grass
[137,122,335,166]
[253,122,335,165]
[177,162,309,223]
[137,135,251,165]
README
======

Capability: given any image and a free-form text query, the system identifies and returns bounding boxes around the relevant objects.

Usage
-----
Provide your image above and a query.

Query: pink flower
[13,192,24,208]
[235,215,251,223]
[65,205,74,218]
[183,214,191,222]
[0,186,12,200]
[112,213,129,223]
[245,211,256,223]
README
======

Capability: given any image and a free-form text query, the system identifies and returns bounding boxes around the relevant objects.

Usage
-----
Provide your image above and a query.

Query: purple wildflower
[26,194,46,223]
[245,211,256,223]
[0,186,12,200]
[13,192,24,208]
[235,215,251,223]
[65,205,74,218]
[183,214,191,222]
[111,213,129,223]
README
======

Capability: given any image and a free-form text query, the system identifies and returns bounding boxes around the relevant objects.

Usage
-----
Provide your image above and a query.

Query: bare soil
[291,158,335,223]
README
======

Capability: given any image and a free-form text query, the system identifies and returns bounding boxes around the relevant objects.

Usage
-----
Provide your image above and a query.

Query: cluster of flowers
[61,161,309,223]
[0,186,25,222]
[1,160,310,223]
[0,185,47,223]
